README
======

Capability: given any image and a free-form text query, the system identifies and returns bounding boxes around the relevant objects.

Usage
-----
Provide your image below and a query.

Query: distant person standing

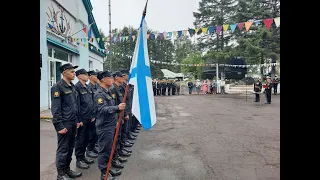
[187,81,193,94]
[195,79,201,94]
[273,78,279,95]
[265,77,273,104]
[253,79,262,102]
[202,80,208,94]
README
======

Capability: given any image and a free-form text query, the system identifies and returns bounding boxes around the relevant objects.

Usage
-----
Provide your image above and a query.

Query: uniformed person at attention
[167,80,172,95]
[86,70,100,156]
[253,79,262,102]
[161,79,167,96]
[171,80,176,95]
[51,63,82,180]
[120,69,136,147]
[155,79,161,96]
[95,71,123,180]
[74,69,96,169]
[110,72,131,170]
[152,80,156,96]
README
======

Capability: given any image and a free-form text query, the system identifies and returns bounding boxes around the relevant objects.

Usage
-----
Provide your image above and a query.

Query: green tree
[194,0,236,51]
[181,53,204,79]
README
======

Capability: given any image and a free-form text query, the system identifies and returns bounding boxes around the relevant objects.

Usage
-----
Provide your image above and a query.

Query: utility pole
[108,0,112,71]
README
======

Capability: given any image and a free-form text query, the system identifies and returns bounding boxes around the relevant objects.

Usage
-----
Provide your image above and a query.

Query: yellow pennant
[223,24,229,32]
[173,31,177,38]
[245,21,253,31]
[125,36,129,41]
[202,27,208,35]
[195,28,200,33]
[101,37,105,41]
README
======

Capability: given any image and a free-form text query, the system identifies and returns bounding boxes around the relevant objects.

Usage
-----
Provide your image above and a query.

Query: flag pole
[69,22,95,37]
[104,1,149,179]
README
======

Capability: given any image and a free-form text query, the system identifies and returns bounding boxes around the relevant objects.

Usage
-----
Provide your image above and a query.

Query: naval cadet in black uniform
[110,72,131,169]
[74,69,95,169]
[167,80,172,95]
[120,69,136,147]
[51,63,82,180]
[86,70,100,156]
[161,80,167,96]
[171,80,176,95]
[152,80,156,96]
[253,79,262,102]
[95,71,123,180]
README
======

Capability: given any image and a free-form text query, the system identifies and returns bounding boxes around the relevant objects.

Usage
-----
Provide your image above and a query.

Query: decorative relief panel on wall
[46,3,74,38]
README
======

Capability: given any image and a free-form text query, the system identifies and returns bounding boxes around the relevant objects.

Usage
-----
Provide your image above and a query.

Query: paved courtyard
[40,94,280,180]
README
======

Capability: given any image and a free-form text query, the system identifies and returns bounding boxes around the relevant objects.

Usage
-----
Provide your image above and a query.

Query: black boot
[86,150,98,158]
[64,168,82,178]
[131,129,139,133]
[118,156,128,163]
[76,160,89,169]
[109,169,122,176]
[57,169,72,180]
[101,172,117,180]
[122,147,132,153]
[83,157,94,164]
[127,134,137,140]
[119,149,131,157]
[112,159,124,168]
[136,126,141,130]
[130,132,138,137]
[122,141,133,147]
[125,139,134,144]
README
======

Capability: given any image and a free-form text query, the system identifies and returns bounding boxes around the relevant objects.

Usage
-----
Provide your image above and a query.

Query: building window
[89,60,93,70]
[48,48,53,57]
[54,48,69,61]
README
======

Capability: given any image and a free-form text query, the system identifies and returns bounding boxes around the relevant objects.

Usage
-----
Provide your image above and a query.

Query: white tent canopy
[160,69,184,79]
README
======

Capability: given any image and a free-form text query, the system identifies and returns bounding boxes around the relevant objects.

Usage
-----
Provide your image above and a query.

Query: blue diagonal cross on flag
[128,12,157,130]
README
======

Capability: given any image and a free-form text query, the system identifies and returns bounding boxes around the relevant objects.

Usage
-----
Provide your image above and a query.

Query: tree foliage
[181,53,204,79]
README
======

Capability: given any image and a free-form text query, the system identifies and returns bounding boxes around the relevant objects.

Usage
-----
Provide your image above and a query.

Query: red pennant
[237,22,244,30]
[263,18,273,30]
[83,27,87,35]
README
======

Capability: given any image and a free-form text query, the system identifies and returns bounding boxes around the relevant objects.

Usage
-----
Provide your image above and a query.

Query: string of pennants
[150,60,278,68]
[68,42,278,67]
[69,17,280,44]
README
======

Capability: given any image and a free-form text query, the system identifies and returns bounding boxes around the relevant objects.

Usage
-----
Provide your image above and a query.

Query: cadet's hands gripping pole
[105,84,129,180]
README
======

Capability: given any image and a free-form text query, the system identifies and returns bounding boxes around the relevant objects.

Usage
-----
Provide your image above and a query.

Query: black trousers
[56,124,76,170]
[266,90,272,103]
[167,88,171,95]
[188,87,193,94]
[131,115,139,131]
[120,118,129,147]
[156,89,161,95]
[255,93,260,101]
[153,88,156,96]
[87,120,97,151]
[97,128,115,173]
[114,121,122,158]
[172,88,176,95]
[75,120,90,160]
[161,88,166,95]
[273,84,278,94]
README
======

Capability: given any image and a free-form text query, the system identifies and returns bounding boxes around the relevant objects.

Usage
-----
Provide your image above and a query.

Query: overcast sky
[91,0,200,35]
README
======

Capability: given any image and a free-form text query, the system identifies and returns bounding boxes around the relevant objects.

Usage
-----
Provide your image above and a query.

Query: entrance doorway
[49,59,67,86]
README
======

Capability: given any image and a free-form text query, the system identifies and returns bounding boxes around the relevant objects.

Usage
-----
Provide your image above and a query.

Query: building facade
[40,0,106,111]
